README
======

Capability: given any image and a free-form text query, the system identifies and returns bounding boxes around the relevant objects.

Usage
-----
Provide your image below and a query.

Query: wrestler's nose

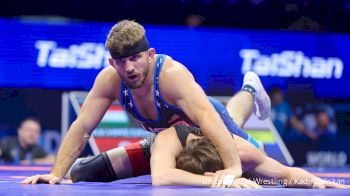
[125,61,135,74]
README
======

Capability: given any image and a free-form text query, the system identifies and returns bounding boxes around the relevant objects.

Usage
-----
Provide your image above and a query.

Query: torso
[119,54,196,134]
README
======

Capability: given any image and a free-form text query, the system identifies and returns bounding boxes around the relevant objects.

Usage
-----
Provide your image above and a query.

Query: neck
[131,56,156,98]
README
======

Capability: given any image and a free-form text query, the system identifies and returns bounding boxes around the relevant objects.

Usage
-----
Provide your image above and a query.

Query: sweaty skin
[22,49,242,184]
[151,127,350,189]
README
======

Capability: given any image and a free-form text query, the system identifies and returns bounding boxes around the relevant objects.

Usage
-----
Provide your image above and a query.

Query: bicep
[77,91,113,132]
[150,146,176,175]
[150,130,182,175]
[74,70,117,134]
[164,67,215,124]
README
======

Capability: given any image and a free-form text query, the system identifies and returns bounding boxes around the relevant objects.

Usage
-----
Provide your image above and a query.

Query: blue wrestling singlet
[120,54,259,148]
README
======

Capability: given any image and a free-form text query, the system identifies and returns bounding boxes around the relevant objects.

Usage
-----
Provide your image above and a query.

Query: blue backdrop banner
[1,18,350,98]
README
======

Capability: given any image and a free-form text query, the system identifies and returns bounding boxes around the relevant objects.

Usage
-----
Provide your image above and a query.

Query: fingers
[61,179,73,184]
[211,171,223,188]
[249,181,262,188]
[232,178,261,189]
[49,177,60,184]
[20,175,42,184]
[209,170,262,189]
[221,174,235,188]
[20,174,60,185]
[324,181,350,189]
[313,183,326,189]
[21,176,33,184]
[242,179,261,188]
[218,175,227,188]
[31,175,41,184]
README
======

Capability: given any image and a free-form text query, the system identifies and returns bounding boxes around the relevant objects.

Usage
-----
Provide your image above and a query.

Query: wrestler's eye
[116,59,125,66]
[130,54,140,61]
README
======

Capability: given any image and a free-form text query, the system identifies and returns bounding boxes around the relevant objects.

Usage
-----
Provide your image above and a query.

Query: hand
[230,177,261,188]
[206,168,240,188]
[204,171,261,188]
[21,174,61,184]
[312,179,350,189]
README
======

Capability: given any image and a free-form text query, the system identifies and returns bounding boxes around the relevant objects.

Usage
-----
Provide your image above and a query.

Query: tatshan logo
[35,40,110,69]
[240,49,344,79]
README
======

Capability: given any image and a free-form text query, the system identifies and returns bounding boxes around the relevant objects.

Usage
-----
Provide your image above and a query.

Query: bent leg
[208,96,260,149]
[68,135,154,182]
[226,91,254,128]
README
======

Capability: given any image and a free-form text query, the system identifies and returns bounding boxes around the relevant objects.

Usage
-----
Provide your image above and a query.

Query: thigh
[208,96,260,148]
[208,96,246,137]
[106,135,154,178]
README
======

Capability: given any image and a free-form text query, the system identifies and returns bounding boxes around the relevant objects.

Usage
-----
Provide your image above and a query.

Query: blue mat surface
[0,165,349,196]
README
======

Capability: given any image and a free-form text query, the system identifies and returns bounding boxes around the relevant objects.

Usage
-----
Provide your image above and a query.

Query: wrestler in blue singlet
[120,54,259,148]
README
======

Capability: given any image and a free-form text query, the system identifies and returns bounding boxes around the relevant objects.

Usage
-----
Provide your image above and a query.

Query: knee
[232,117,244,128]
[70,152,117,182]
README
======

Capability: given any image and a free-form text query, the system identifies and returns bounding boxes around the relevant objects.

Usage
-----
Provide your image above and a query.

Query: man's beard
[125,64,150,89]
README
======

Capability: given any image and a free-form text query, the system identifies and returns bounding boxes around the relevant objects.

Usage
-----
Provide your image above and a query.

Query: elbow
[196,110,219,129]
[151,172,170,186]
[152,179,164,186]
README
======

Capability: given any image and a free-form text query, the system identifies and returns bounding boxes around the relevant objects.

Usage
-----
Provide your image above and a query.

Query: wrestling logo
[35,40,110,69]
[240,49,344,79]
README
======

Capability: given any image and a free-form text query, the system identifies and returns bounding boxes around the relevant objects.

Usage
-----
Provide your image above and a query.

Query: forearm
[152,168,213,187]
[199,112,242,175]
[50,122,90,179]
[285,167,319,188]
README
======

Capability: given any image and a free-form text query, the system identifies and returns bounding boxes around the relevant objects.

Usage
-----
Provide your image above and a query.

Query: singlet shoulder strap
[174,125,192,147]
[154,54,166,83]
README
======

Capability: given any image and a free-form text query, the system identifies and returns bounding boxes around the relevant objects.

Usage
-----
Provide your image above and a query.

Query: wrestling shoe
[242,71,271,120]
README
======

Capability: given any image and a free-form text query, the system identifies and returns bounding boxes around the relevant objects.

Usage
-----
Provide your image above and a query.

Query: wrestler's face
[316,112,329,130]
[18,120,41,147]
[271,91,283,105]
[110,49,154,89]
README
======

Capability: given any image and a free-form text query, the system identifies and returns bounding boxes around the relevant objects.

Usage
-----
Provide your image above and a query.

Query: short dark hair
[175,138,224,175]
[20,117,41,127]
[269,86,282,97]
[105,20,146,59]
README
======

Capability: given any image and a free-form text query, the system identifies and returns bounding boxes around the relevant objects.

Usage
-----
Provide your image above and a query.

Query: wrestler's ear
[147,48,155,59]
[109,58,116,68]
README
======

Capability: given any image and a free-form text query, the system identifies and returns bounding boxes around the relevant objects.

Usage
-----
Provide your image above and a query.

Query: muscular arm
[50,68,118,179]
[235,135,349,188]
[151,127,212,186]
[161,60,242,176]
[251,156,347,188]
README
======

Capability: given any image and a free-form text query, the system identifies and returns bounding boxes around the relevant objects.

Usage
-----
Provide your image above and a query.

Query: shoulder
[92,66,121,100]
[160,55,194,80]
[158,56,196,101]
[95,66,120,85]
[156,127,177,139]
[153,127,183,155]
[154,127,181,148]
